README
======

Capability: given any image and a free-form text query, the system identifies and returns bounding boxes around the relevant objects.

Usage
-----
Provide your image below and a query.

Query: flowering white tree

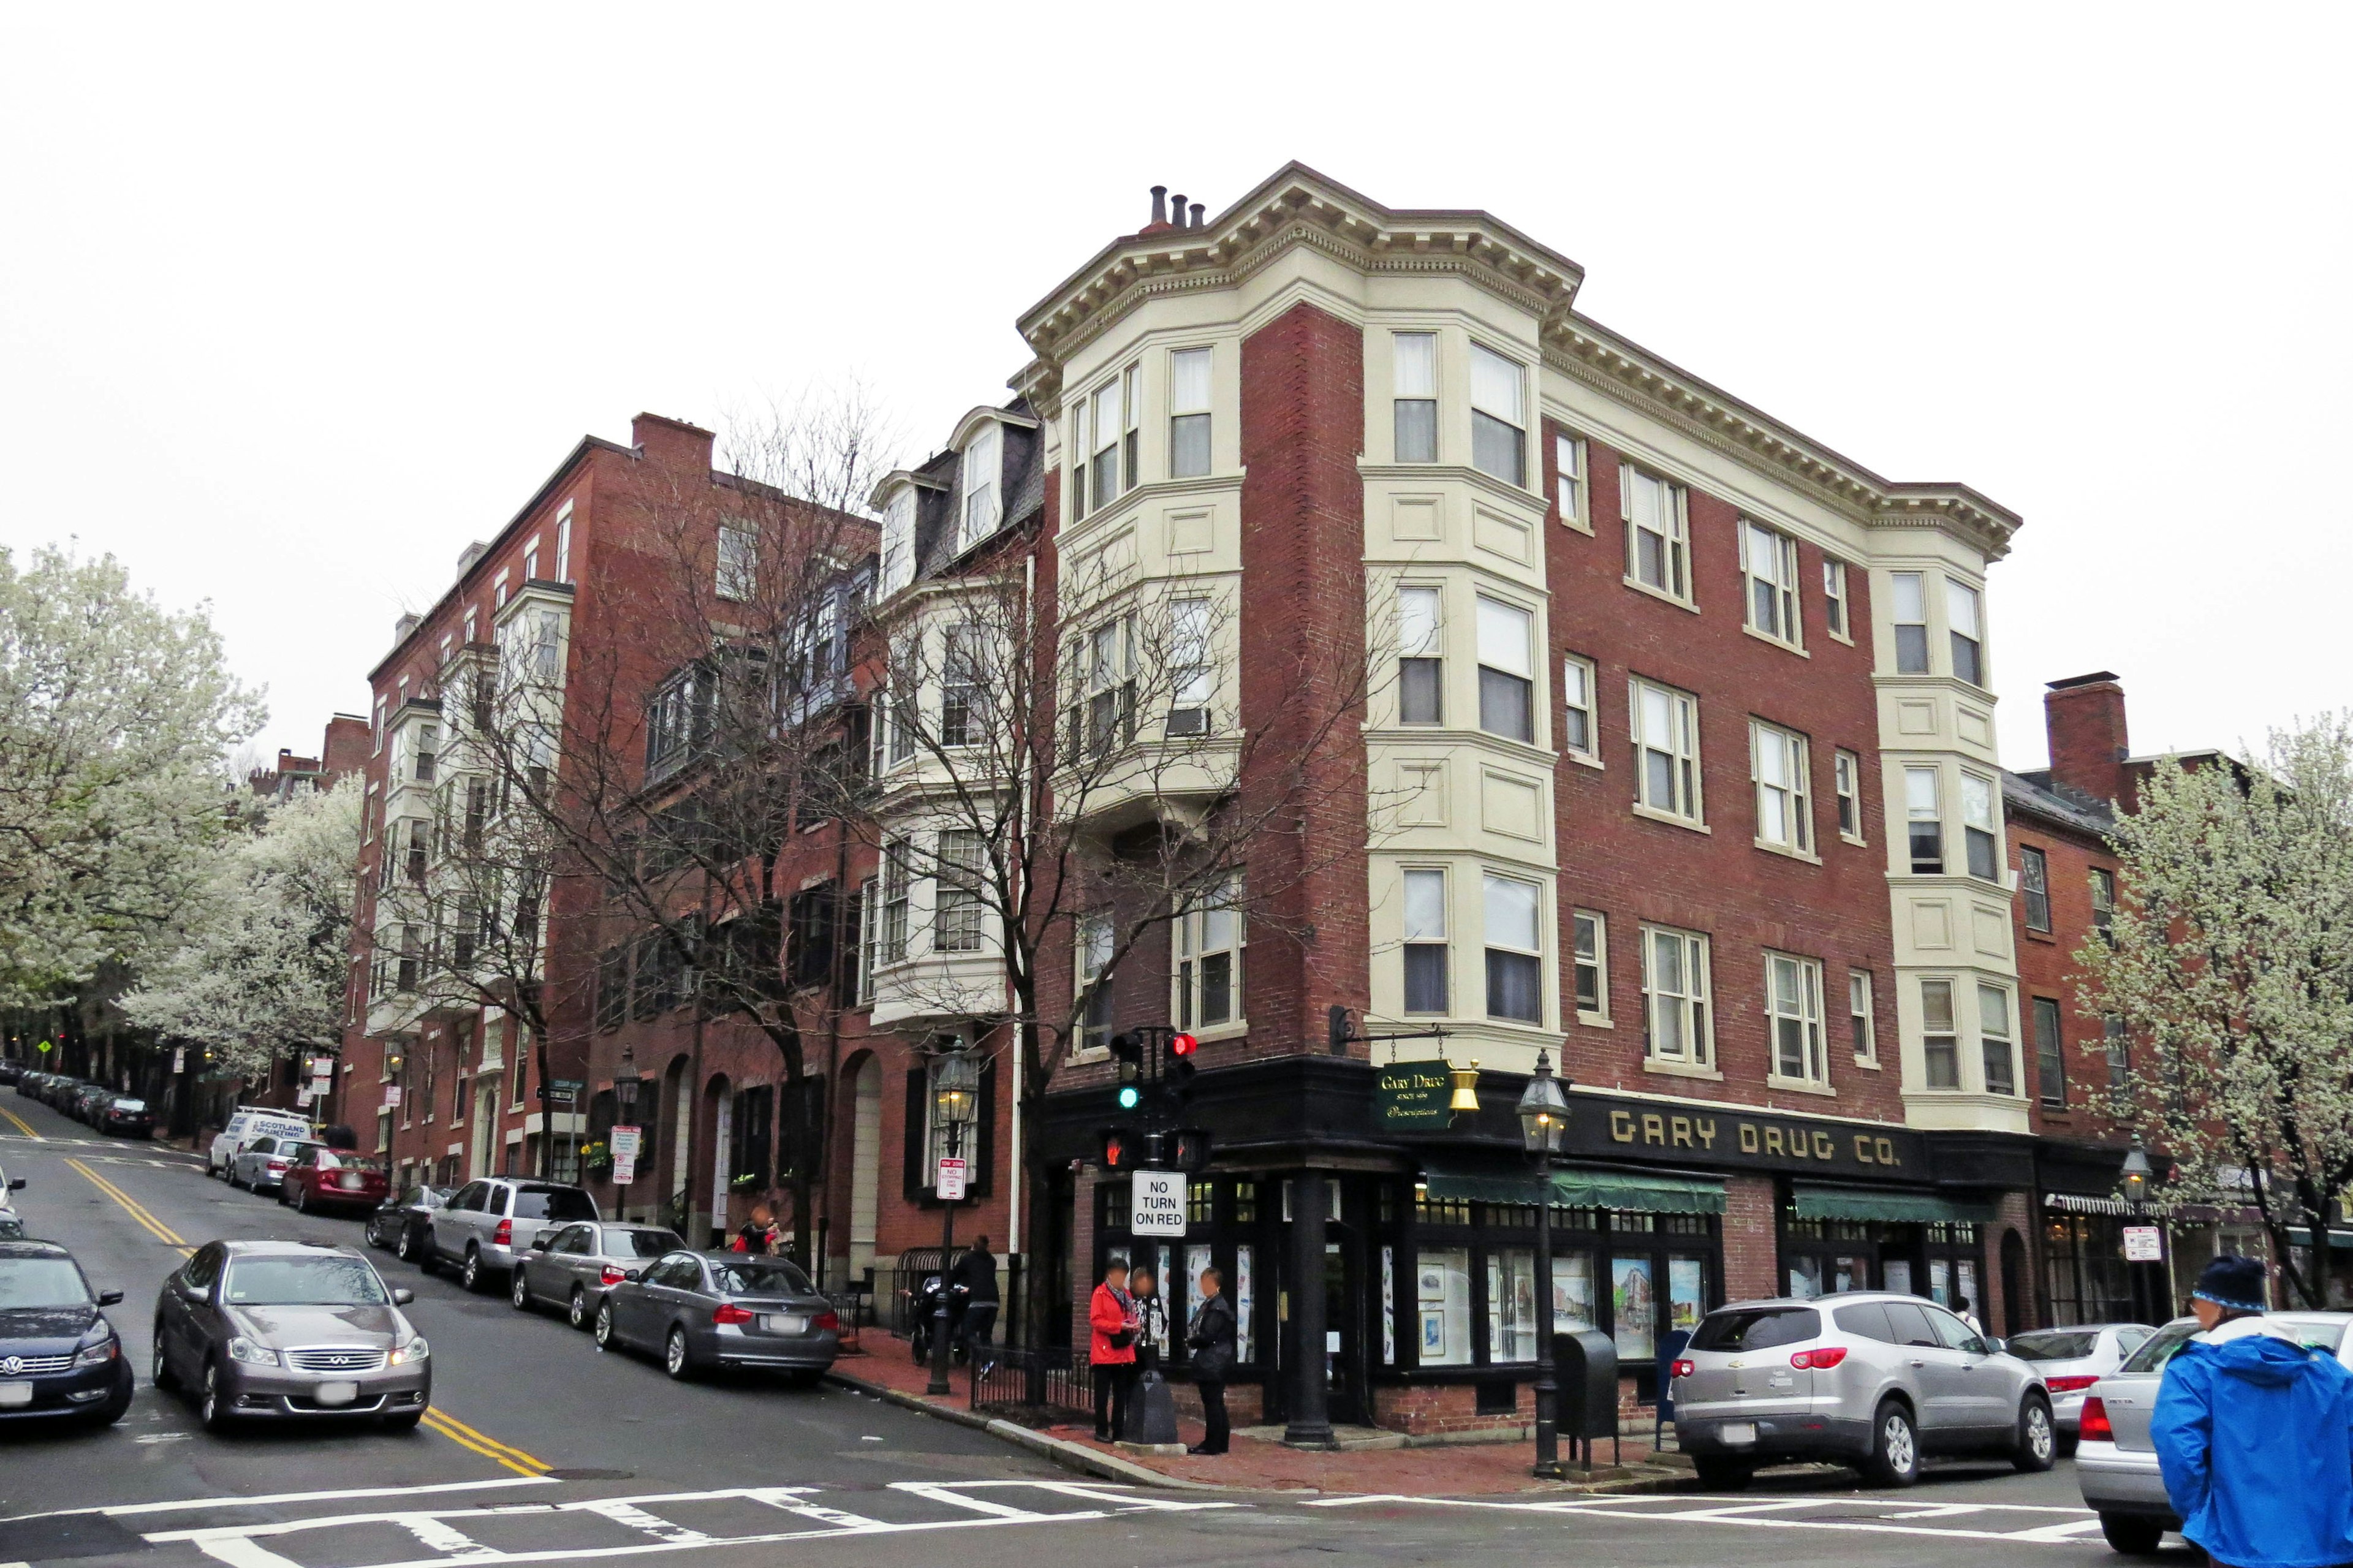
[121,779,362,1084]
[0,547,264,1006]
[2077,719,2353,1307]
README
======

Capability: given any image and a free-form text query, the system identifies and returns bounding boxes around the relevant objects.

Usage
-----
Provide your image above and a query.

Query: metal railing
[971,1344,1092,1425]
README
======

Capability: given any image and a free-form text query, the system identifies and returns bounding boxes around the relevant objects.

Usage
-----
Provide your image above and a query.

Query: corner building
[1010,165,2036,1436]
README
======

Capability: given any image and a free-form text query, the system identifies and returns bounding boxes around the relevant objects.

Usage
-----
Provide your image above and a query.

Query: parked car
[94,1094,156,1139]
[593,1249,838,1384]
[2005,1322,2155,1450]
[364,1184,450,1262]
[509,1221,684,1329]
[69,1084,113,1125]
[1672,1293,2055,1489]
[281,1147,388,1216]
[230,1135,322,1195]
[0,1161,28,1235]
[153,1238,428,1432]
[0,1239,133,1426]
[207,1107,316,1180]
[2075,1311,2351,1555]
[0,1060,23,1086]
[425,1178,599,1293]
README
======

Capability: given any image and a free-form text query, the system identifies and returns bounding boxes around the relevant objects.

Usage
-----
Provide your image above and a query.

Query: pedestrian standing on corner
[2152,1255,2353,1568]
[1956,1295,1985,1337]
[1088,1259,1139,1442]
[1184,1265,1236,1456]
[950,1234,1000,1373]
[1129,1266,1169,1373]
[733,1202,773,1254]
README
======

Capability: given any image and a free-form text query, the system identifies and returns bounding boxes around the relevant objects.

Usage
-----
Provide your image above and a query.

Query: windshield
[1692,1307,1821,1352]
[2120,1317,2349,1374]
[319,1154,382,1173]
[710,1259,813,1297]
[620,1229,682,1258]
[223,1256,390,1308]
[2010,1329,2101,1361]
[0,1257,91,1309]
[513,1189,596,1222]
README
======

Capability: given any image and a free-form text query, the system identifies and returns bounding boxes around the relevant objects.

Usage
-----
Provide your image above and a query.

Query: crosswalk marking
[574,1502,710,1543]
[1310,1492,2119,1548]
[398,1518,502,1559]
[888,1483,1051,1520]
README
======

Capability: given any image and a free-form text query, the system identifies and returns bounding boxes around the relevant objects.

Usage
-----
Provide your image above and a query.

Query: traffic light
[1111,1032,1144,1110]
[1169,1127,1213,1172]
[1100,1129,1142,1172]
[1165,1032,1198,1105]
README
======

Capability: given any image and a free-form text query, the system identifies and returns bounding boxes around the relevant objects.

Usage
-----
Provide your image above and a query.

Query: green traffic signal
[1116,1084,1141,1110]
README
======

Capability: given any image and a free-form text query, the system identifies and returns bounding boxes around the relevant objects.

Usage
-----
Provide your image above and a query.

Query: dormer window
[960,426,1001,550]
[880,486,916,596]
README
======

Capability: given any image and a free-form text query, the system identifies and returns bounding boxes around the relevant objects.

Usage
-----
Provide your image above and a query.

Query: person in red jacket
[1089,1259,1140,1442]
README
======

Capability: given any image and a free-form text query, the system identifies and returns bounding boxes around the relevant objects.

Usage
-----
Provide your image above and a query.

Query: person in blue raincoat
[2151,1255,2353,1568]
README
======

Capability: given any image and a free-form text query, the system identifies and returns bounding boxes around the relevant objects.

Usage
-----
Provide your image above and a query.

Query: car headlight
[75,1336,118,1366]
[389,1336,430,1365]
[226,1337,280,1367]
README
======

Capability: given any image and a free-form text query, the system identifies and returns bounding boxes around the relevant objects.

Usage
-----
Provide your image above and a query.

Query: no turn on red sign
[1131,1170,1186,1235]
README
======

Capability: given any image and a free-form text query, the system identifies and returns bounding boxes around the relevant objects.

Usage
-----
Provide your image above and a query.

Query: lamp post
[1517,1050,1570,1479]
[926,1047,981,1397]
[2120,1135,2162,1320]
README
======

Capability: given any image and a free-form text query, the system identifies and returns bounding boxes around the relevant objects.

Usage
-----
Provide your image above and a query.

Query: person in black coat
[949,1236,1000,1371]
[1184,1265,1237,1455]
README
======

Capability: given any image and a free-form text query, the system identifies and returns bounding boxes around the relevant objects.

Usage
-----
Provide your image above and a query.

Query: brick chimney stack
[2044,671,2131,809]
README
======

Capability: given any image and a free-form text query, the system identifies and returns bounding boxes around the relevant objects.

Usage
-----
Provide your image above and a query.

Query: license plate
[0,1383,31,1407]
[339,1174,363,1191]
[314,1381,358,1407]
[1718,1422,1757,1445]
[760,1314,806,1335]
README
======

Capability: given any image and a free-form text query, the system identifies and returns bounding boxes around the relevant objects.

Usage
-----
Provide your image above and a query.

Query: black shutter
[836,888,862,998]
[800,1074,825,1170]
[903,1067,927,1201]
[972,1055,997,1198]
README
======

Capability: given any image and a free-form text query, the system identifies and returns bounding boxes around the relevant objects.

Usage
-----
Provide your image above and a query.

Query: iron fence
[970,1344,1093,1425]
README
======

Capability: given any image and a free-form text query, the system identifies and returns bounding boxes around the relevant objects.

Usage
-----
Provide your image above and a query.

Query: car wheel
[151,1326,176,1391]
[594,1301,617,1350]
[292,1186,309,1214]
[199,1362,235,1433]
[1691,1455,1752,1491]
[568,1288,589,1331]
[396,1225,422,1263]
[461,1248,483,1293]
[1863,1398,1920,1487]
[664,1326,694,1381]
[510,1267,532,1312]
[2014,1393,2056,1472]
[2098,1513,2164,1556]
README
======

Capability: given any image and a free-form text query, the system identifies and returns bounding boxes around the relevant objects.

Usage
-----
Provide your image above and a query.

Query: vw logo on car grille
[1,1357,21,1376]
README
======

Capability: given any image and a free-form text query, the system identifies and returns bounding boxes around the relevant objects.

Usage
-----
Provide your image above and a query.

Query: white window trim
[1620,464,1693,608]
[1849,969,1879,1068]
[1920,976,1961,1091]
[716,523,757,602]
[1168,347,1213,481]
[1398,865,1451,1018]
[1172,880,1246,1036]
[1561,653,1601,769]
[1555,431,1590,534]
[1822,557,1851,645]
[1979,981,2020,1099]
[1738,520,1806,653]
[1833,749,1866,846]
[958,425,1002,551]
[1748,718,1816,861]
[1479,869,1547,1029]
[1630,676,1705,828]
[1890,570,1932,675]
[1763,950,1832,1094]
[1638,923,1716,1075]
[1572,909,1610,1027]
[1467,341,1528,490]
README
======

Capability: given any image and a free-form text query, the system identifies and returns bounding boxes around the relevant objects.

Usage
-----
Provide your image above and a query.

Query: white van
[205,1107,315,1178]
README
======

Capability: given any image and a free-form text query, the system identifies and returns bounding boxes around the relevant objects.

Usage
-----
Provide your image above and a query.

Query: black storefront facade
[1036,1055,2046,1438]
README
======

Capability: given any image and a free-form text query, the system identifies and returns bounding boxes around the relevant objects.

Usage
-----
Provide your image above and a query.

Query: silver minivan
[424,1178,599,1293]
[1674,1292,2055,1489]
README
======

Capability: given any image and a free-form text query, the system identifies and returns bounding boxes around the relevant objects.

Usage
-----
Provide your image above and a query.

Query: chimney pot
[1189,202,1205,228]
[1170,194,1188,228]
[1150,185,1167,226]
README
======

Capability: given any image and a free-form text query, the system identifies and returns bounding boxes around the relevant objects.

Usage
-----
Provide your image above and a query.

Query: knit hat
[2192,1254,2266,1314]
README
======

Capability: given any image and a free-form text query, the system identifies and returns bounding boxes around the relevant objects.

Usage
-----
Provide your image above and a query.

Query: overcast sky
[4,6,2344,773]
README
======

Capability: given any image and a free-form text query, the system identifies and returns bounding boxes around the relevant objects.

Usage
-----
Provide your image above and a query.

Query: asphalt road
[0,1088,2190,1567]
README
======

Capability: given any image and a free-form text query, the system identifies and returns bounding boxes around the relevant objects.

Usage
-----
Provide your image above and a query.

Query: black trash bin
[1553,1328,1620,1468]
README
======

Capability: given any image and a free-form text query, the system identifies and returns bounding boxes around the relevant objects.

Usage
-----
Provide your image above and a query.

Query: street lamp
[926,1047,982,1396]
[1517,1050,1570,1480]
[2121,1137,2152,1206]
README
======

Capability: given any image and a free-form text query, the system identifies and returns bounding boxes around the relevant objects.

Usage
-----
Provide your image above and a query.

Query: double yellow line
[1,1104,40,1139]
[63,1157,552,1477]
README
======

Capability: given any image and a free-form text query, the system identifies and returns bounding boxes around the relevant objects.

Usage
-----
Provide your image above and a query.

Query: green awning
[1420,1164,1725,1216]
[1791,1183,1995,1225]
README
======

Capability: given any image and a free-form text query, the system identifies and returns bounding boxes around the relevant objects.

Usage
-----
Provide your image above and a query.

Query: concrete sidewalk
[825,1339,1688,1496]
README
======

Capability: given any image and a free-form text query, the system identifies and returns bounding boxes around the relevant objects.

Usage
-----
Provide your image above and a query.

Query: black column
[1283,1172,1333,1447]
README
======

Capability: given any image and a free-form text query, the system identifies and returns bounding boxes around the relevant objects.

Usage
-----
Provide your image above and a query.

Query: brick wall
[1988,1188,2039,1335]
[1722,1173,1779,1300]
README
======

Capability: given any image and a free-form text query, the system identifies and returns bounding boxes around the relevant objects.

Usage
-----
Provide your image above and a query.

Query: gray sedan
[153,1239,430,1431]
[593,1251,838,1384]
[510,1221,683,1329]
[2004,1322,2154,1447]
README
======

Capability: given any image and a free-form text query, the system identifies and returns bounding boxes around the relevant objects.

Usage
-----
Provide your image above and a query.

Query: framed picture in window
[1417,1267,1444,1300]
[1420,1310,1446,1354]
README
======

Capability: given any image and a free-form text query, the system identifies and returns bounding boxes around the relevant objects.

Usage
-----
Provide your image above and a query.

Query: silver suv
[1673,1293,2055,1489]
[423,1178,598,1294]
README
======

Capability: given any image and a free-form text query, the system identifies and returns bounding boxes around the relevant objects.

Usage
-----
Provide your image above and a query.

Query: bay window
[1168,597,1213,736]
[1392,333,1436,463]
[1892,572,1930,673]
[1398,587,1442,725]
[1169,349,1211,479]
[933,830,985,953]
[1979,983,2017,1096]
[1947,578,1984,686]
[1922,980,1959,1088]
[1469,343,1526,486]
[1481,872,1543,1025]
[1961,772,1999,879]
[1475,597,1534,743]
[1402,868,1449,1014]
[1906,766,1944,873]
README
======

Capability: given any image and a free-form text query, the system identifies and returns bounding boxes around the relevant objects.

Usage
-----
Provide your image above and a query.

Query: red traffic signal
[1169,1032,1198,1057]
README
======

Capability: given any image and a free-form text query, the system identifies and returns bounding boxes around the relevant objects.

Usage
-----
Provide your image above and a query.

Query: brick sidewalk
[829,1339,1677,1495]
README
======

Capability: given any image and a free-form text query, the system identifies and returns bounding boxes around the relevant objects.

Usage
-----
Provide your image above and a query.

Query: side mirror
[392,1287,415,1305]
[7,1177,23,1191]
[623,1268,645,1282]
[531,1237,551,1250]
[96,1290,123,1306]
[1984,1337,2006,1355]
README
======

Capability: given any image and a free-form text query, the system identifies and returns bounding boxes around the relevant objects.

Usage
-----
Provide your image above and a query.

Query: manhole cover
[540,1469,633,1482]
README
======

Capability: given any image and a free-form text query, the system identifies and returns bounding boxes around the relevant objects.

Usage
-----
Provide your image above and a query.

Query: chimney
[1189,201,1205,229]
[1151,185,1168,227]
[393,612,422,646]
[2044,672,2130,809]
[1170,193,1188,229]
[631,412,715,474]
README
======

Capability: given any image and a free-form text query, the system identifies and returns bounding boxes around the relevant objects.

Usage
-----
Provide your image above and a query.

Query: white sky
[4,6,2345,773]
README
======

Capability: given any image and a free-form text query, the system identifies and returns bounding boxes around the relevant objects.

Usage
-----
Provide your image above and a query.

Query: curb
[822,1369,1230,1492]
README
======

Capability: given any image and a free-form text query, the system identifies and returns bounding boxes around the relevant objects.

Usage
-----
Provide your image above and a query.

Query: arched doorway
[2001,1227,2029,1336]
[848,1056,882,1284]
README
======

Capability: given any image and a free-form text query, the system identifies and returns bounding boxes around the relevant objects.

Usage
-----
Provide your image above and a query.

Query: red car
[281,1146,390,1215]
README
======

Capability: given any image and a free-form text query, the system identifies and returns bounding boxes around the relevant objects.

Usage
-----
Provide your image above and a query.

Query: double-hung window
[1631,678,1702,822]
[1833,749,1863,841]
[1398,588,1443,724]
[1556,433,1588,529]
[1623,468,1690,601]
[1077,914,1113,1053]
[1765,952,1827,1086]
[1750,721,1811,853]
[532,612,561,682]
[1640,925,1711,1066]
[2104,1016,2129,1102]
[960,425,1001,549]
[1482,873,1543,1025]
[1469,343,1526,486]
[1741,521,1802,646]
[1905,766,1944,873]
[716,524,756,602]
[1401,868,1449,1014]
[1169,349,1211,479]
[1891,572,1930,673]
[1561,654,1598,761]
[1822,558,1849,639]
[941,625,982,748]
[1393,333,1437,463]
[1961,773,1999,879]
[1921,980,1960,1088]
[1091,378,1125,513]
[877,842,911,964]
[1168,598,1214,736]
[2020,847,2052,932]
[880,488,916,596]
[1849,970,1876,1063]
[522,541,540,583]
[2090,868,2116,941]
[555,505,572,583]
[1947,579,1984,686]
[933,830,985,953]
[1979,984,2017,1096]
[2034,996,2066,1107]
[414,723,439,784]
[1085,619,1135,752]
[1475,597,1534,743]
[1175,880,1242,1029]
[1572,911,1608,1021]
